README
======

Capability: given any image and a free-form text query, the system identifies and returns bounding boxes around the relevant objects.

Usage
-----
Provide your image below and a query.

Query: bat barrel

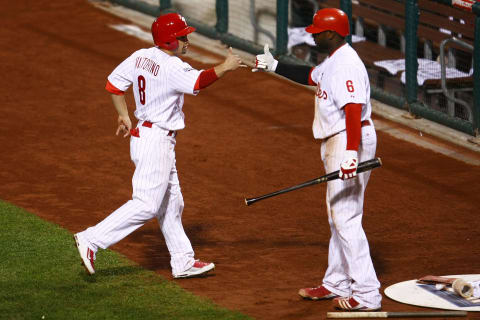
[244,178,321,206]
[245,198,257,206]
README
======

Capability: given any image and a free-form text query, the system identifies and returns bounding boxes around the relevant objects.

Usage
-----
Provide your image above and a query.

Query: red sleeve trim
[308,67,316,86]
[105,80,125,95]
[194,68,219,90]
[344,103,362,151]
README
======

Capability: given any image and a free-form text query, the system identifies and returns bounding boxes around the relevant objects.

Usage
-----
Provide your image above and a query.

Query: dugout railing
[105,0,480,138]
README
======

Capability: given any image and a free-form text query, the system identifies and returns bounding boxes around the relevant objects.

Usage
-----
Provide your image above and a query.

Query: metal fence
[404,0,478,136]
[107,0,479,136]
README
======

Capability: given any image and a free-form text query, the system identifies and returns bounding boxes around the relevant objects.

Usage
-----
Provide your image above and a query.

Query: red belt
[142,121,176,136]
[324,119,371,141]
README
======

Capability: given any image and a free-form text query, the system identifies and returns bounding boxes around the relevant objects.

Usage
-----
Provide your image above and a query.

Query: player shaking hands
[74,13,244,279]
[252,8,382,312]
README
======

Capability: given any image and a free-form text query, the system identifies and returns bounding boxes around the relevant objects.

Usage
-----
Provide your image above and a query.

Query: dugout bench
[316,0,474,119]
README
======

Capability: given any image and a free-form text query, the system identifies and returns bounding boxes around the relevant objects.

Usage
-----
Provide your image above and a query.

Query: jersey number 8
[138,75,146,105]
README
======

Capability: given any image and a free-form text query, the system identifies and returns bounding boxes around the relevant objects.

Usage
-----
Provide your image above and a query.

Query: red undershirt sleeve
[194,68,219,90]
[344,103,362,151]
[308,67,316,86]
[105,80,125,95]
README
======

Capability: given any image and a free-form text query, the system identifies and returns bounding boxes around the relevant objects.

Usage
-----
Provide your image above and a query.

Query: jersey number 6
[346,80,354,93]
[138,75,146,105]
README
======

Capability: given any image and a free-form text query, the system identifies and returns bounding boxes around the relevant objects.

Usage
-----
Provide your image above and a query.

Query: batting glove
[339,150,358,180]
[252,43,278,72]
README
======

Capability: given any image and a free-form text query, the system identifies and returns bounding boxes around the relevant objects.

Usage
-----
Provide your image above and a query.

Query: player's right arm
[275,63,315,85]
[252,44,316,86]
[170,47,245,94]
[213,47,245,77]
[193,47,245,90]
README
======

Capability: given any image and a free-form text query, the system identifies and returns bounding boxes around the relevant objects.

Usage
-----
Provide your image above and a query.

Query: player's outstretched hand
[214,47,246,77]
[223,47,247,71]
[339,150,358,180]
[252,44,278,72]
[116,115,132,138]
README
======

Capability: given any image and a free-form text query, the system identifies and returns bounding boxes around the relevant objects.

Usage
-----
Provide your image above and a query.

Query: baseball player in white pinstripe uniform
[253,8,381,311]
[74,13,244,278]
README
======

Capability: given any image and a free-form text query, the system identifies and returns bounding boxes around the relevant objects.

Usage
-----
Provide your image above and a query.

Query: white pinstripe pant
[320,124,382,309]
[78,124,195,275]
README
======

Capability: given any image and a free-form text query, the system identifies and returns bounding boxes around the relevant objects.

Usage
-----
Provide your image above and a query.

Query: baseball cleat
[332,297,381,311]
[173,260,215,279]
[74,234,96,275]
[299,285,339,300]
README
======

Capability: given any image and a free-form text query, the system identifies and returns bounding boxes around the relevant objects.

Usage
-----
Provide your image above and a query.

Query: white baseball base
[384,275,480,311]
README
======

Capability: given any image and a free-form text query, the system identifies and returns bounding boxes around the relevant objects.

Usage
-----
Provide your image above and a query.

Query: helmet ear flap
[163,39,179,51]
[151,24,179,50]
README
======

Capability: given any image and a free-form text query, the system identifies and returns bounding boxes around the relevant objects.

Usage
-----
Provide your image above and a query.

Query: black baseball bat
[244,157,382,206]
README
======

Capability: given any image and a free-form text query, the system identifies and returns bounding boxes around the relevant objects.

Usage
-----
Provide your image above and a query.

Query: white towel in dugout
[373,58,471,86]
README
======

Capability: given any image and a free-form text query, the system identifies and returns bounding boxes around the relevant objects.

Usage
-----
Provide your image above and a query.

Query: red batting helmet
[151,13,196,50]
[305,8,350,37]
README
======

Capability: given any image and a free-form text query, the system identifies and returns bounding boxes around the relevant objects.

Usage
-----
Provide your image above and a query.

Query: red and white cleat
[173,260,215,279]
[74,234,96,275]
[333,296,381,311]
[298,285,339,300]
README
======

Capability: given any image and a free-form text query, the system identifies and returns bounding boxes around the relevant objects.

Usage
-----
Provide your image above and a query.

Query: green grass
[0,201,251,320]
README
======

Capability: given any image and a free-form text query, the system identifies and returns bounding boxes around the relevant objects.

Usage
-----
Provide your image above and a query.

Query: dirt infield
[2,1,480,319]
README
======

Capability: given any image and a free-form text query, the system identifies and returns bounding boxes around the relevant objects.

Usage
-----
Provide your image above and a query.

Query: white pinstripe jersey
[310,44,372,139]
[108,47,201,131]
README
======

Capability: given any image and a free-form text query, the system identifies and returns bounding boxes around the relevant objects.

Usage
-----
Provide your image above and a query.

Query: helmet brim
[305,25,324,34]
[175,26,196,37]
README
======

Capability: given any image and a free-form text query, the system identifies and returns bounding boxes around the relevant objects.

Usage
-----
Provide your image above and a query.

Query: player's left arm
[105,81,132,138]
[339,103,362,180]
[106,53,136,138]
[333,67,367,180]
